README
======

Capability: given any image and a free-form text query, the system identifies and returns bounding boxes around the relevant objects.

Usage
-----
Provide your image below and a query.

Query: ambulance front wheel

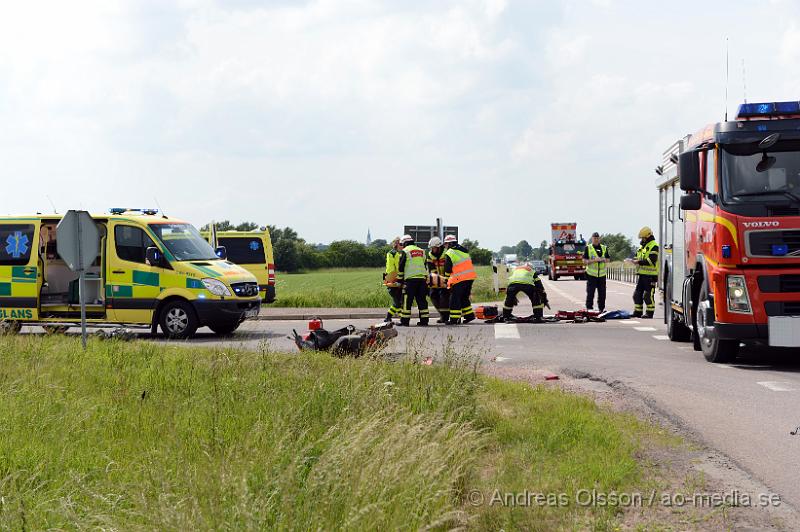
[160,300,199,339]
[0,320,22,335]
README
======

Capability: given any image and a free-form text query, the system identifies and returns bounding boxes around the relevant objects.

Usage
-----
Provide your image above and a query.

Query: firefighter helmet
[400,234,414,245]
[443,234,457,245]
[638,226,653,239]
[428,236,442,248]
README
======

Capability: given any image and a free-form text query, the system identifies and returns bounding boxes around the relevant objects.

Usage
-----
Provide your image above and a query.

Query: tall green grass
[0,335,665,530]
[273,266,504,307]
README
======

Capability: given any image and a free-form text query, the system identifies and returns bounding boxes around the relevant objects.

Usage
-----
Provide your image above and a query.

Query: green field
[0,335,673,530]
[273,266,505,307]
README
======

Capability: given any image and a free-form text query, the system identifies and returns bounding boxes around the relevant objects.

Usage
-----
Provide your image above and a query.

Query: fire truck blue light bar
[736,101,800,118]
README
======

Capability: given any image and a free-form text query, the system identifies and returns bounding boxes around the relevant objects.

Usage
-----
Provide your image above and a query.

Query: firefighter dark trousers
[401,279,429,325]
[585,275,606,311]
[429,288,450,322]
[503,283,544,319]
[633,274,657,317]
[386,286,403,320]
[448,280,475,323]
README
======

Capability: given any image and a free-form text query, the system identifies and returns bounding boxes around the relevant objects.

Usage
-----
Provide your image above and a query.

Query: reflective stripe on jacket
[636,239,659,276]
[508,265,536,285]
[586,244,608,277]
[444,248,477,287]
[385,249,400,275]
[400,245,427,280]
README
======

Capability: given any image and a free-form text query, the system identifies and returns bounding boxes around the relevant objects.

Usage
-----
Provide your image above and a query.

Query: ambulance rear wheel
[43,325,70,335]
[0,320,21,335]
[160,301,198,339]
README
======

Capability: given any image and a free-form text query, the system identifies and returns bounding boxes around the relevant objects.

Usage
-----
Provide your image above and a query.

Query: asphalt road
[180,277,800,513]
[26,277,800,514]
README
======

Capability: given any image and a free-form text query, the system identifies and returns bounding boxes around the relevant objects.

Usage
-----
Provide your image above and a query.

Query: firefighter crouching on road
[426,237,450,323]
[503,263,549,322]
[383,236,403,322]
[626,226,659,319]
[584,231,610,312]
[397,234,430,326]
[443,235,477,325]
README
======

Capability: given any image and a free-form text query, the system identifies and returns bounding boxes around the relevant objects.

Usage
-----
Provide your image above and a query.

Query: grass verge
[1,335,667,530]
[272,266,504,307]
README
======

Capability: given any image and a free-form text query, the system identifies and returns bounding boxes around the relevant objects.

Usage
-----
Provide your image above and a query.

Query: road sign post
[57,210,100,349]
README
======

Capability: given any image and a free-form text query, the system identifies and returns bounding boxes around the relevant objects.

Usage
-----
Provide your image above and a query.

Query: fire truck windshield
[555,241,586,255]
[721,143,800,205]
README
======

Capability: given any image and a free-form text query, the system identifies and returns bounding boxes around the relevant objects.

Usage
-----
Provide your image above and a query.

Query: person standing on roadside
[426,236,450,323]
[383,237,403,322]
[626,226,659,319]
[584,232,610,312]
[443,235,477,325]
[397,234,430,326]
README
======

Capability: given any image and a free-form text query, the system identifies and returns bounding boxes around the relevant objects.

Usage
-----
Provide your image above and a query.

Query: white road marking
[678,346,694,350]
[621,320,641,324]
[494,356,511,362]
[716,364,734,369]
[634,326,657,332]
[494,324,520,339]
[757,381,797,392]
[652,335,669,340]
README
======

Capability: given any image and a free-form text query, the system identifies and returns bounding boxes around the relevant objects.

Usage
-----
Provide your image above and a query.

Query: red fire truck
[548,222,586,281]
[657,101,800,362]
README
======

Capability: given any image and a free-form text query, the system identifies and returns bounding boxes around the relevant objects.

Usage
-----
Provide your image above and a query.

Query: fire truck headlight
[726,275,752,314]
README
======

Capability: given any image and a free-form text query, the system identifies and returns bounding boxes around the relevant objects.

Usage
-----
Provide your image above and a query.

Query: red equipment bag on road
[475,305,499,320]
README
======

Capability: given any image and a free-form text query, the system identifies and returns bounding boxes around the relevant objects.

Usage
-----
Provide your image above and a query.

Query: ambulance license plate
[244,307,260,319]
[768,316,800,347]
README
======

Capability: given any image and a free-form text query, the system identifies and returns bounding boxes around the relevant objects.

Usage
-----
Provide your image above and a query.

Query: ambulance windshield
[149,223,218,261]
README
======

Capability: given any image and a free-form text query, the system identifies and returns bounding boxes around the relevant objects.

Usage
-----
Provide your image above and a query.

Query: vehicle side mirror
[215,246,227,260]
[678,150,701,191]
[680,192,702,211]
[145,246,162,266]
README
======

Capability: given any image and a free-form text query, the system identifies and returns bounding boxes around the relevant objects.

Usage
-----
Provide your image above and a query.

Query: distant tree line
[496,234,636,262]
[266,227,494,273]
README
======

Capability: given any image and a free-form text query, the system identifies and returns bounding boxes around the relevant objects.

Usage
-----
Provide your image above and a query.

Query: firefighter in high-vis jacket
[426,236,450,323]
[627,226,660,319]
[397,234,430,326]
[503,263,549,322]
[584,232,610,312]
[443,235,477,325]
[383,236,403,321]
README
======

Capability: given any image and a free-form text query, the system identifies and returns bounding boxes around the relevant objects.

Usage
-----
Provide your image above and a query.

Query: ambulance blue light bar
[736,101,800,119]
[109,208,159,215]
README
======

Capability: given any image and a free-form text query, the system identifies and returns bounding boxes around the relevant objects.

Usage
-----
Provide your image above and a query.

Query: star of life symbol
[5,231,29,258]
[249,240,260,251]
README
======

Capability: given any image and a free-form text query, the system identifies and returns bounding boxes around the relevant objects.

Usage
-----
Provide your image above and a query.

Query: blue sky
[1,0,799,249]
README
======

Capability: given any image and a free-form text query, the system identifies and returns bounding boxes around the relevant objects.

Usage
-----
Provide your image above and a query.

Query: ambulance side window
[0,224,35,266]
[115,226,156,264]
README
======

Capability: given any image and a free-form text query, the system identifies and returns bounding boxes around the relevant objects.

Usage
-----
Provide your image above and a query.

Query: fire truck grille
[764,301,800,316]
[757,275,800,293]
[747,230,800,257]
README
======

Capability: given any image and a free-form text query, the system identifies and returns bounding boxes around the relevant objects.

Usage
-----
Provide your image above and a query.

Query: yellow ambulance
[202,227,276,303]
[0,209,261,338]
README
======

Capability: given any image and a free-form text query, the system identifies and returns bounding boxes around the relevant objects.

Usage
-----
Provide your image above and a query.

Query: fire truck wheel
[696,281,739,363]
[666,278,691,342]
